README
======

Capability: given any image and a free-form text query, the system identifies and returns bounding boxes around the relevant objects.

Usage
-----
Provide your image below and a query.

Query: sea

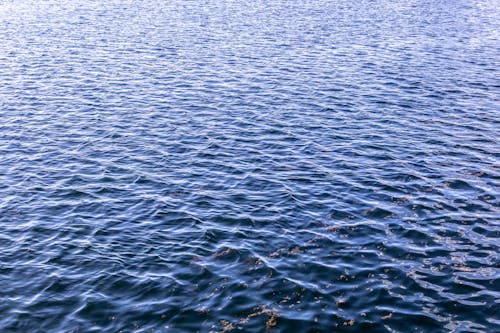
[0,1,499,332]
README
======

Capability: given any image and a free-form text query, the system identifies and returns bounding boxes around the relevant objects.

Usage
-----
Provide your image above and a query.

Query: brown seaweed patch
[237,306,281,331]
[343,319,355,326]
[218,319,234,333]
[213,247,234,258]
[268,247,287,258]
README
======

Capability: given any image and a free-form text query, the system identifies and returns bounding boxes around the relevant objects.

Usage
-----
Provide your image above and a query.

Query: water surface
[0,1,499,332]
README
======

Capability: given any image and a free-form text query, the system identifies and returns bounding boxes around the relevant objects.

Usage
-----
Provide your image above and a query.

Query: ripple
[0,0,499,332]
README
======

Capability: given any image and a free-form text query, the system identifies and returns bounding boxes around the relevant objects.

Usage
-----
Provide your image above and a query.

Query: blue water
[1,1,499,332]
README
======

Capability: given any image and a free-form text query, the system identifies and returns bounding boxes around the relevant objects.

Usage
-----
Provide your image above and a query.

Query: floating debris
[268,248,287,258]
[213,248,234,258]
[382,313,393,320]
[237,306,281,331]
[266,313,279,329]
[343,319,355,326]
[336,300,347,307]
[218,319,234,333]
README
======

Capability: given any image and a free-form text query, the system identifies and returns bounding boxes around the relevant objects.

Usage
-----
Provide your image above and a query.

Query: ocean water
[0,1,499,332]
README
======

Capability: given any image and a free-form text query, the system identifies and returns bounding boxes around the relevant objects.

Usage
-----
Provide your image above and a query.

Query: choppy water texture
[1,0,499,332]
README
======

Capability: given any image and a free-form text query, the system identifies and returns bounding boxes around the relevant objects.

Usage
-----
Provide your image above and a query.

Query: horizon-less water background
[0,0,499,332]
